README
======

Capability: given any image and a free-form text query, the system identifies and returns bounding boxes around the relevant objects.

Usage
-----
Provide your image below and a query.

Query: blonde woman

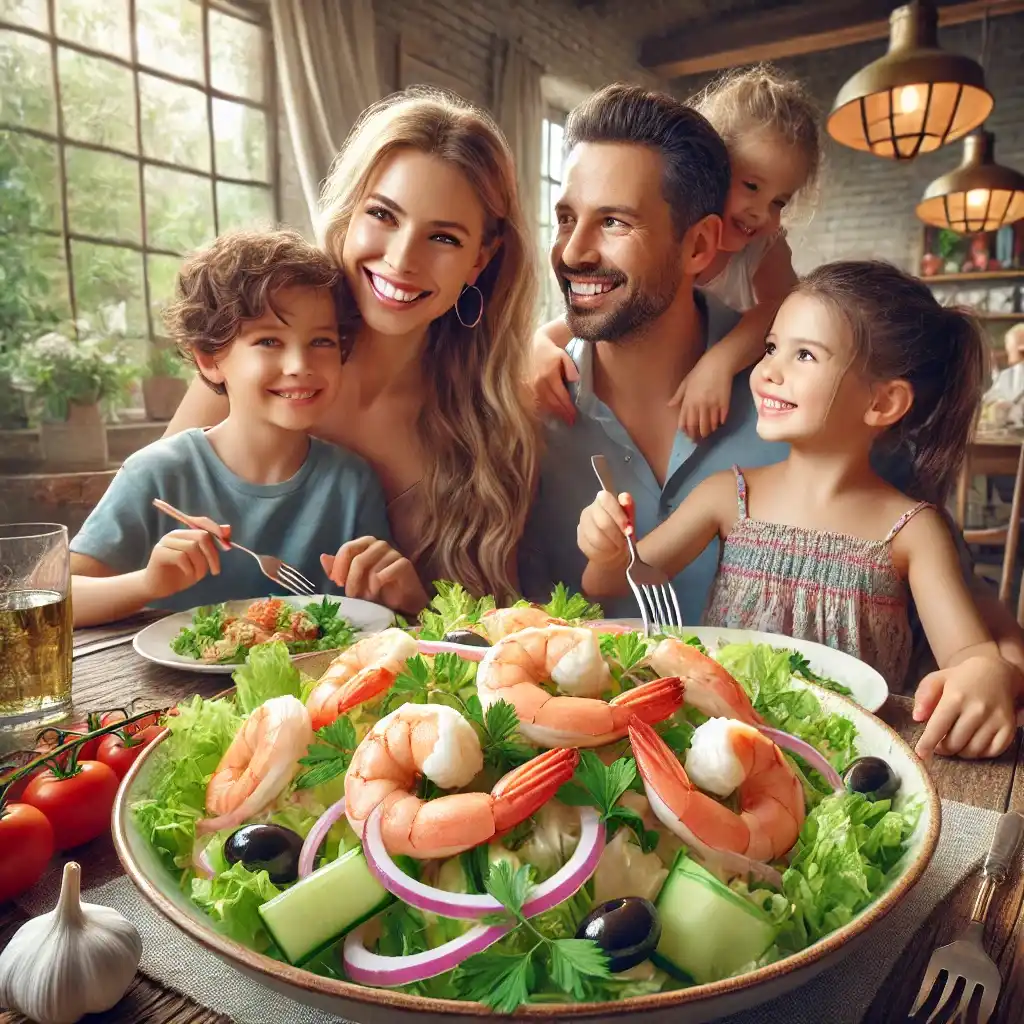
[164,89,539,607]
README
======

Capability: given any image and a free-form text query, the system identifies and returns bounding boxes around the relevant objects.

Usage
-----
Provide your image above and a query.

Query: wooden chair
[962,442,1024,625]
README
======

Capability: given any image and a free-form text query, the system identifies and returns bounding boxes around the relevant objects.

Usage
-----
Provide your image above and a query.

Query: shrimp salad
[132,583,920,1011]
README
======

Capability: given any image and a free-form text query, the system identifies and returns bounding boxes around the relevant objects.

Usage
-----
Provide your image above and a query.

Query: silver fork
[589,455,682,636]
[909,810,1024,1024]
[152,498,316,598]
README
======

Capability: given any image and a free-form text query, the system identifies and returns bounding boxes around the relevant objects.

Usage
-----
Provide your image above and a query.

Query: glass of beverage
[0,524,73,730]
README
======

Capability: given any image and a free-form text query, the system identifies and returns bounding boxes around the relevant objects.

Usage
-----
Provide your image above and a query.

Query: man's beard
[558,260,682,343]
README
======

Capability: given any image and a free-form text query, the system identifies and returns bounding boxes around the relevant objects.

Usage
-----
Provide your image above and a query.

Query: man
[519,83,1024,686]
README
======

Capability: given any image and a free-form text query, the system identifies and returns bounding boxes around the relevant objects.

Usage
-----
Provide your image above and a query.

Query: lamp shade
[827,1,993,160]
[917,130,1024,233]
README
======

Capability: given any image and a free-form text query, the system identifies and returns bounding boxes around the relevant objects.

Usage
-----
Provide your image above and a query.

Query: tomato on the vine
[96,730,153,780]
[0,803,54,902]
[22,760,119,850]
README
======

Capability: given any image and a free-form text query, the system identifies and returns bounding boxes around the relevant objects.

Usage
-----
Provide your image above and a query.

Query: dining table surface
[3,614,1024,1024]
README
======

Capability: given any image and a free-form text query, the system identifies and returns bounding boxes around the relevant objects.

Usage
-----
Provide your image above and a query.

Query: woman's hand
[321,537,429,615]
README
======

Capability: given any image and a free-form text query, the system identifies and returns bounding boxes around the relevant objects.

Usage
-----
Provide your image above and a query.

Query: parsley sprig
[294,718,356,790]
[598,631,655,691]
[541,583,603,622]
[383,652,476,713]
[454,862,610,1012]
[418,581,496,640]
[557,751,659,853]
[464,696,534,770]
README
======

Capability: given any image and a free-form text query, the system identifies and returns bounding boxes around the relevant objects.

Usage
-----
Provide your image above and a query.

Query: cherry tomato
[34,727,95,766]
[23,760,120,850]
[0,803,54,903]
[1,753,45,802]
[96,731,151,780]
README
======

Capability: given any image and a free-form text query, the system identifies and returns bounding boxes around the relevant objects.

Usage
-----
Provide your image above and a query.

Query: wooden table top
[3,618,1024,1024]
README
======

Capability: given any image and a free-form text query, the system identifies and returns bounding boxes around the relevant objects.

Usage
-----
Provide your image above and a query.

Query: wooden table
[4,619,1024,1024]
[956,428,1024,529]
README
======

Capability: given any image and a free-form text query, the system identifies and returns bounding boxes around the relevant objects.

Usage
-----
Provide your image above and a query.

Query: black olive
[575,897,661,973]
[842,756,900,801]
[442,628,491,648]
[224,824,304,883]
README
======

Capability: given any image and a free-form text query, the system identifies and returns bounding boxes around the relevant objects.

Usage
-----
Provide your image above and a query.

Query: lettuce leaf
[233,642,302,715]
[189,861,282,951]
[713,642,857,770]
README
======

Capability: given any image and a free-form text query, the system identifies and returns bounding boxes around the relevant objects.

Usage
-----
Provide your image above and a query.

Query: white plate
[592,620,889,713]
[132,595,394,674]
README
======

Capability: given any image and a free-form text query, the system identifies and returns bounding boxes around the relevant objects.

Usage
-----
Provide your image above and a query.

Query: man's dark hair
[564,83,730,238]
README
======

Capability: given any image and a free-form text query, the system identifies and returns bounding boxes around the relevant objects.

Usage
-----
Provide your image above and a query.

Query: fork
[589,455,682,636]
[152,498,316,598]
[909,810,1024,1024]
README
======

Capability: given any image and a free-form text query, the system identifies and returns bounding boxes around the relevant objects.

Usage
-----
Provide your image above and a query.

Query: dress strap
[884,501,933,544]
[732,465,749,519]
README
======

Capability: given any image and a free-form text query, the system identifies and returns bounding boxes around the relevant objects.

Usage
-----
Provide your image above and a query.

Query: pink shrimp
[305,628,419,729]
[476,625,684,747]
[344,703,578,859]
[480,605,568,642]
[628,716,804,875]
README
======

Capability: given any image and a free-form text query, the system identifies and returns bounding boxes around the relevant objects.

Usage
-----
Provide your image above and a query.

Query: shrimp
[480,606,568,642]
[344,703,579,859]
[628,717,804,876]
[649,638,762,725]
[305,628,419,729]
[477,625,684,747]
[199,695,314,834]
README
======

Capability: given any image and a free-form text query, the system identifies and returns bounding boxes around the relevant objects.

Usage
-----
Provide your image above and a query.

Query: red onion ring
[414,640,487,661]
[343,921,509,987]
[362,804,604,920]
[298,795,346,879]
[191,836,215,879]
[756,725,845,792]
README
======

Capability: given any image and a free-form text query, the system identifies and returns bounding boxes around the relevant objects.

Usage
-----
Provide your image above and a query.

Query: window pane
[548,121,564,181]
[59,49,136,152]
[147,252,181,333]
[0,232,71,337]
[539,179,549,229]
[217,181,272,232]
[540,119,549,176]
[0,0,47,30]
[209,8,264,102]
[0,30,55,131]
[56,0,130,59]
[71,239,145,336]
[145,165,213,251]
[139,73,209,170]
[0,130,60,231]
[213,99,267,181]
[136,0,202,83]
[66,146,141,242]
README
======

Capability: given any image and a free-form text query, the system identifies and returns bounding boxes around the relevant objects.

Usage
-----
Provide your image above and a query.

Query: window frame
[0,0,280,342]
[539,104,566,322]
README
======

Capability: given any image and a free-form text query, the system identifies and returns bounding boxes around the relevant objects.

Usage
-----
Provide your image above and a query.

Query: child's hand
[142,529,222,599]
[526,329,579,426]
[912,655,1021,760]
[321,537,428,615]
[578,490,633,567]
[669,345,735,441]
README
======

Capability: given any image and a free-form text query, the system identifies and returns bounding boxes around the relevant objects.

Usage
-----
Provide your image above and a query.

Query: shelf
[922,270,1024,284]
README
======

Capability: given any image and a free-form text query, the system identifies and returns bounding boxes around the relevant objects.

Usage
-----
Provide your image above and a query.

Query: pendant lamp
[917,129,1024,233]
[827,0,993,160]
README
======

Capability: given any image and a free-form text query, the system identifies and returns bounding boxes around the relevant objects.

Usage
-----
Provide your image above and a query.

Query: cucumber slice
[258,847,394,965]
[653,853,778,984]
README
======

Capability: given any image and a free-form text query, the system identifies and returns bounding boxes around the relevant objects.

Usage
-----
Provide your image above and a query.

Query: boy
[71,229,426,624]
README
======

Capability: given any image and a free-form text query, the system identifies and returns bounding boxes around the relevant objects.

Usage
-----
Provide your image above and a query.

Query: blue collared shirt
[519,293,786,621]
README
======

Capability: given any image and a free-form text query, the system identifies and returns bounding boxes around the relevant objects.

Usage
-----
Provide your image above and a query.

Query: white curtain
[493,40,544,235]
[270,0,381,226]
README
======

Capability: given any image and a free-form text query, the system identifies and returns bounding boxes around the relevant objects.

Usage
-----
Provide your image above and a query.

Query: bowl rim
[111,682,941,1019]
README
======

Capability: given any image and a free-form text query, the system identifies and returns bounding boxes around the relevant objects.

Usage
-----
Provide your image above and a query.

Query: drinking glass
[0,524,73,729]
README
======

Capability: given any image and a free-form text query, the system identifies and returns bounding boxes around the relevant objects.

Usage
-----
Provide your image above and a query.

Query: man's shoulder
[698,290,743,347]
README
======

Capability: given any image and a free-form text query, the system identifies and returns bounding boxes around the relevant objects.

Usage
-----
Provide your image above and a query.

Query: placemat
[9,800,1000,1024]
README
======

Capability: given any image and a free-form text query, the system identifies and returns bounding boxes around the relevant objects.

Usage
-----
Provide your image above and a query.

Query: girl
[165,88,539,608]
[578,261,1020,761]
[530,63,820,441]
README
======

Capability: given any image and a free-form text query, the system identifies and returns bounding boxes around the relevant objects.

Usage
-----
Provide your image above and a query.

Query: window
[0,0,277,362]
[539,108,565,321]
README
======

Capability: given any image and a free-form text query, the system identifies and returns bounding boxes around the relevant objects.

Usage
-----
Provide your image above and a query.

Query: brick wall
[670,13,1024,274]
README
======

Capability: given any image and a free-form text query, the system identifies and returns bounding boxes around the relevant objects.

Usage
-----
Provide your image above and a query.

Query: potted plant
[13,322,136,470]
[142,344,189,421]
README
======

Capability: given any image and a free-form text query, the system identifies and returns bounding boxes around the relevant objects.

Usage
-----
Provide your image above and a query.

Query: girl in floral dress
[577,260,1020,761]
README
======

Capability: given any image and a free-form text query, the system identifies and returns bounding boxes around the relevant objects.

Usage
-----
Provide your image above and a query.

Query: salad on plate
[131,583,920,1011]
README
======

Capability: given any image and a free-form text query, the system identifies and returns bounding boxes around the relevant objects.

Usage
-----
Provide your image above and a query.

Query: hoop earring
[455,284,484,328]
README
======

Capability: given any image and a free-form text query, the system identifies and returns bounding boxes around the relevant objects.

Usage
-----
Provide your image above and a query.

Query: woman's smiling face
[342,149,492,338]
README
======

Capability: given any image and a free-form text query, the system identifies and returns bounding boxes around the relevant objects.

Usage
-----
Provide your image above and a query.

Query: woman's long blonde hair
[318,88,539,603]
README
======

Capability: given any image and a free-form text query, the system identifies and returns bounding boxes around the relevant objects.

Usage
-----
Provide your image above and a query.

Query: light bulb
[966,188,989,208]
[897,86,921,115]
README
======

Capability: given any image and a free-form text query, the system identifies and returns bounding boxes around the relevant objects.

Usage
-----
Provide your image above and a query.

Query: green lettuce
[233,642,302,715]
[190,861,282,951]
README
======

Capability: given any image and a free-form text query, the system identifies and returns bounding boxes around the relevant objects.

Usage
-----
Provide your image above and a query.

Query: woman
[165,88,539,606]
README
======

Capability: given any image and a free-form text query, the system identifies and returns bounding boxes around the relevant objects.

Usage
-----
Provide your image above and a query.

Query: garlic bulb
[0,861,142,1024]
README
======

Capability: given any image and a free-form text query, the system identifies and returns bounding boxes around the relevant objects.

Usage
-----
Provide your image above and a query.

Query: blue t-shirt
[71,428,392,610]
